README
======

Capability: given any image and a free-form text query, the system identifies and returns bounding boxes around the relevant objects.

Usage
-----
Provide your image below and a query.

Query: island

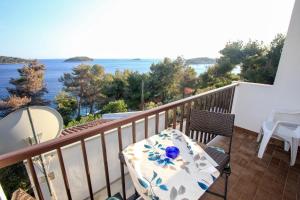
[0,56,34,64]
[185,57,216,65]
[64,56,93,62]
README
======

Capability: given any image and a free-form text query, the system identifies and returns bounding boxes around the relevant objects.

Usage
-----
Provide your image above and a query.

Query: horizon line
[0,55,217,60]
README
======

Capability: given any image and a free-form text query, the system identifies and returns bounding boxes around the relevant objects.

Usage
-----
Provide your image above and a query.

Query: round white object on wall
[0,106,63,155]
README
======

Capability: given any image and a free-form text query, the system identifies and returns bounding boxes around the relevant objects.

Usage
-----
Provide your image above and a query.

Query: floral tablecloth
[122,128,220,200]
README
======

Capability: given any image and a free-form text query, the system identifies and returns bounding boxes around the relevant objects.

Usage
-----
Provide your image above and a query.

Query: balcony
[0,83,236,199]
[0,82,299,200]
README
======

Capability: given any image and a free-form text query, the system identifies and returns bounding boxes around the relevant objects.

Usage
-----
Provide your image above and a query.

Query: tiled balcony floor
[202,128,300,200]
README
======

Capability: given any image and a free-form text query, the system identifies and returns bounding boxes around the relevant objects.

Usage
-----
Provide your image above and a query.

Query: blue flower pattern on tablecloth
[158,132,171,140]
[144,141,175,166]
[138,171,169,200]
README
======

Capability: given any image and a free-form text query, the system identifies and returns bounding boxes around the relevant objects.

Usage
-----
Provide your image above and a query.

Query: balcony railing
[0,83,238,200]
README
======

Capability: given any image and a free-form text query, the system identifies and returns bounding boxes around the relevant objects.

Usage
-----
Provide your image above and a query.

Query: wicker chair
[187,109,235,200]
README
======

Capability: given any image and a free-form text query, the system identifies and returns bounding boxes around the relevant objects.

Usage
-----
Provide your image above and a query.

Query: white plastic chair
[257,109,300,166]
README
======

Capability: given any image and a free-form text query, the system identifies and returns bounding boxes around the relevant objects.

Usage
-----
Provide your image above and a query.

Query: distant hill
[0,56,34,64]
[185,57,216,65]
[64,56,93,62]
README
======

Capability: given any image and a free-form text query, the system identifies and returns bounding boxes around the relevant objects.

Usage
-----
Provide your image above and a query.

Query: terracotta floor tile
[254,188,271,200]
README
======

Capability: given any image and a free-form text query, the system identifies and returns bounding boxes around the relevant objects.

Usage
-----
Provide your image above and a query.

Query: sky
[0,0,295,59]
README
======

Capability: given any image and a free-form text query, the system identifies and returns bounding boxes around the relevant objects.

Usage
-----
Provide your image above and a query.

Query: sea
[0,59,213,103]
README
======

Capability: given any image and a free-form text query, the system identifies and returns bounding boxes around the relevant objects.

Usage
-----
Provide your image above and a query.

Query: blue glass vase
[165,146,180,159]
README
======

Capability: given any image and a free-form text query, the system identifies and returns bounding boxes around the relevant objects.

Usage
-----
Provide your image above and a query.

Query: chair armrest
[268,109,300,122]
[271,121,300,133]
[272,108,300,114]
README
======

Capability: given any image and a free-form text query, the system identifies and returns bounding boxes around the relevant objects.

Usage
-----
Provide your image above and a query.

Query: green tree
[102,70,131,100]
[59,65,88,118]
[66,114,100,128]
[198,34,285,89]
[84,64,106,113]
[125,72,150,109]
[101,73,114,100]
[219,41,244,65]
[7,61,49,105]
[0,61,49,115]
[240,40,268,83]
[101,100,128,114]
[59,64,106,118]
[198,42,241,90]
[267,34,285,70]
[240,34,285,84]
[101,58,198,109]
[55,92,77,125]
[149,57,185,103]
[180,66,197,97]
[242,40,266,58]
[144,101,160,110]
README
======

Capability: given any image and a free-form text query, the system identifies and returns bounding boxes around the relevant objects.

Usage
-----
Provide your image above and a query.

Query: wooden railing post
[118,127,126,199]
[185,102,192,135]
[27,157,44,200]
[155,113,159,134]
[172,107,177,129]
[132,121,136,143]
[57,148,72,200]
[229,86,236,113]
[165,110,169,129]
[101,132,111,197]
[144,116,148,138]
[81,139,94,200]
[179,105,184,131]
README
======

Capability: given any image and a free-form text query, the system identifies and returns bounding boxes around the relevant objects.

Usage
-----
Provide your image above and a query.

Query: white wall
[232,0,300,132]
[25,113,166,200]
[232,82,274,132]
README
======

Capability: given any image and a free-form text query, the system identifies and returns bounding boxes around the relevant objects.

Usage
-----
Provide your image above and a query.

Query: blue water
[0,59,212,102]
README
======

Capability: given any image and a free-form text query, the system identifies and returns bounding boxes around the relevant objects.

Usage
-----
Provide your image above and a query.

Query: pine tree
[59,64,106,118]
[0,61,49,115]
